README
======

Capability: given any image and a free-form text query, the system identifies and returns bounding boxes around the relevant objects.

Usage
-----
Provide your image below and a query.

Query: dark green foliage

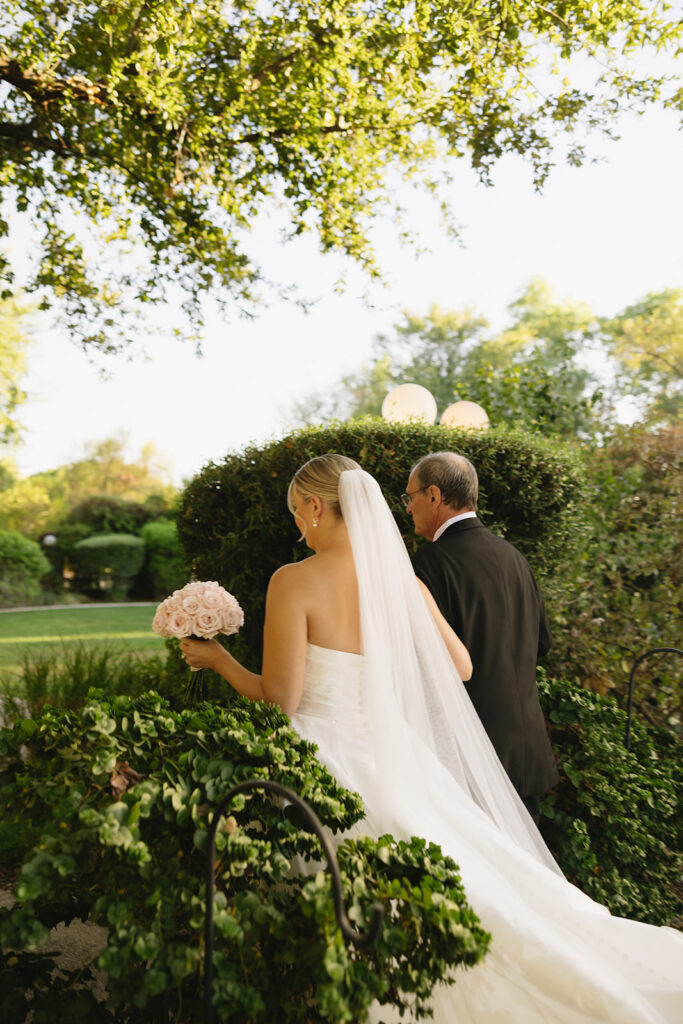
[0,645,186,865]
[0,529,51,607]
[71,533,146,601]
[39,520,92,583]
[538,674,682,925]
[45,498,155,591]
[0,692,489,1022]
[546,422,682,728]
[64,496,153,536]
[0,950,106,1024]
[178,420,586,666]
[135,519,189,600]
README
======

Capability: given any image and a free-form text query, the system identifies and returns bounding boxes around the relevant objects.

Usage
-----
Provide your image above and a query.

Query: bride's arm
[417,578,473,681]
[179,565,308,715]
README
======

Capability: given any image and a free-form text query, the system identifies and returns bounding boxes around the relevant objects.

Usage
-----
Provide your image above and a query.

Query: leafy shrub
[43,498,157,591]
[40,520,93,583]
[64,496,154,536]
[178,420,586,667]
[538,673,682,925]
[70,533,145,601]
[135,519,189,599]
[0,529,51,607]
[0,692,489,1022]
[546,422,682,729]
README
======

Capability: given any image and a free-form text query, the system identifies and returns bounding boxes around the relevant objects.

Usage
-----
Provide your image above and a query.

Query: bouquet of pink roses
[152,580,244,701]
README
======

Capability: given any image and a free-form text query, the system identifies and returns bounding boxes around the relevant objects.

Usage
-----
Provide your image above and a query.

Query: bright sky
[12,102,683,487]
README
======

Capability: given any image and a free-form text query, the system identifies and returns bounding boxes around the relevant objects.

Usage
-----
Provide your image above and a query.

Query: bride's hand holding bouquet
[152,580,244,701]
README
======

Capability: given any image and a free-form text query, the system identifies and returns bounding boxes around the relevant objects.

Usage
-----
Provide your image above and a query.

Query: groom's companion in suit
[407,452,558,822]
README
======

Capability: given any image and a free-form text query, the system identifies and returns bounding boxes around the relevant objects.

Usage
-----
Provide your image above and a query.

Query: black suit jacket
[412,517,558,799]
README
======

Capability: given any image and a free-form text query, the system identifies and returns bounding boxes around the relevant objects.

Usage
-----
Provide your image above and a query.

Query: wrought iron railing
[624,646,682,750]
[203,778,384,1024]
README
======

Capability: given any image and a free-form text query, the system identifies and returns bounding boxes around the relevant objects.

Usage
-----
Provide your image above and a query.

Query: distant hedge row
[68,521,188,602]
[178,420,587,666]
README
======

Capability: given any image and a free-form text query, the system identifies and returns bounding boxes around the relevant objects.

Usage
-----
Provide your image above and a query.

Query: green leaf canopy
[1,1,680,349]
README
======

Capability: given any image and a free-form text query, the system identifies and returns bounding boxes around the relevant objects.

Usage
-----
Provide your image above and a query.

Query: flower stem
[185,667,206,702]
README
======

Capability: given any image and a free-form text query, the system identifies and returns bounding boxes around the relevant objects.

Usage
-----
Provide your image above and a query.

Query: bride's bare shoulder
[268,557,318,592]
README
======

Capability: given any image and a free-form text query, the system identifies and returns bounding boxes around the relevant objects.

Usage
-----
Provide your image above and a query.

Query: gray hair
[412,452,478,510]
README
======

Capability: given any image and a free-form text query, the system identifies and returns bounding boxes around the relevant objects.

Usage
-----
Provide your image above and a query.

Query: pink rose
[168,610,193,637]
[152,581,244,642]
[222,604,244,634]
[181,593,201,615]
[201,586,223,609]
[194,607,223,638]
[152,606,170,635]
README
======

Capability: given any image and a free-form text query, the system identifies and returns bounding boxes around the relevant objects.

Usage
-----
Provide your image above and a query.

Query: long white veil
[338,468,561,874]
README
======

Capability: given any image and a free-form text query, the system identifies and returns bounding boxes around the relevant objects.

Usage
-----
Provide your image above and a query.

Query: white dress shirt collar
[432,511,477,543]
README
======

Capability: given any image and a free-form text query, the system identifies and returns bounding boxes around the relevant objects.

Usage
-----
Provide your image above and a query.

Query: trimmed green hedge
[0,529,51,607]
[539,673,682,925]
[0,692,489,1022]
[45,498,159,588]
[177,420,586,666]
[71,533,146,601]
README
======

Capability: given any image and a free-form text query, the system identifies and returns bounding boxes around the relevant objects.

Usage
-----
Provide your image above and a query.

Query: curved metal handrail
[203,778,384,1024]
[625,646,682,750]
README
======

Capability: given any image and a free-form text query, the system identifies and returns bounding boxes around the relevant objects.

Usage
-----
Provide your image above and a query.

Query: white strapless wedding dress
[291,643,683,1024]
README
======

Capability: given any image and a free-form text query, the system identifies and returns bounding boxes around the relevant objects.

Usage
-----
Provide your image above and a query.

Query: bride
[181,454,682,1023]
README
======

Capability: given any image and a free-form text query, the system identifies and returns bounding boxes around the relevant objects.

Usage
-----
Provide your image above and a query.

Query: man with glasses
[405,451,557,823]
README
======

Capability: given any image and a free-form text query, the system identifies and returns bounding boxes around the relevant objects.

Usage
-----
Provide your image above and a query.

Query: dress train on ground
[292,642,683,1024]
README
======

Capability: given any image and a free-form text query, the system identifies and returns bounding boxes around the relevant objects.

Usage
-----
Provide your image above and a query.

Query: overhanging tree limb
[0,0,680,353]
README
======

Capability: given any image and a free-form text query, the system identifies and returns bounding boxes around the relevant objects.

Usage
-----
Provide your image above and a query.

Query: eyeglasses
[400,486,428,508]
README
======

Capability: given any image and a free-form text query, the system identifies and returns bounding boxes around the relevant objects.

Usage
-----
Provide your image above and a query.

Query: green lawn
[0,604,165,668]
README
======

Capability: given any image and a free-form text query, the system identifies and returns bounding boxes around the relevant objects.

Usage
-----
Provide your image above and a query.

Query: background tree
[546,420,682,729]
[0,436,177,537]
[289,280,683,435]
[289,279,604,435]
[1,1,680,351]
[600,289,682,424]
[0,293,34,449]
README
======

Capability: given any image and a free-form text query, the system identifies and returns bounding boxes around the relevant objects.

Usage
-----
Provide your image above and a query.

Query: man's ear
[427,485,441,505]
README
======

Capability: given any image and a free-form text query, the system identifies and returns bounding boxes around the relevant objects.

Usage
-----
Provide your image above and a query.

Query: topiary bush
[177,420,586,667]
[0,692,490,1023]
[70,533,146,601]
[135,519,189,599]
[0,529,51,607]
[538,673,682,925]
[43,498,158,592]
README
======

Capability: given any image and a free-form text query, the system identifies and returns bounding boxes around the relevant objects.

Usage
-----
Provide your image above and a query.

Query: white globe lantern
[441,400,490,431]
[381,384,437,424]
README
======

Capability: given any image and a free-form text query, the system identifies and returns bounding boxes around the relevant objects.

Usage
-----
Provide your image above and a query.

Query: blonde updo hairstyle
[287,453,361,518]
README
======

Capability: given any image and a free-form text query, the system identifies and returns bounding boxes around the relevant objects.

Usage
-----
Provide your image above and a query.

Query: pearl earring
[312,516,319,528]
